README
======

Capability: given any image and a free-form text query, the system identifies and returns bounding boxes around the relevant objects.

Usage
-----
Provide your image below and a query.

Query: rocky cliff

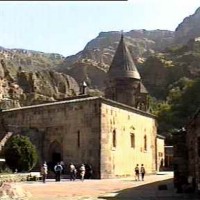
[0,59,79,109]
[0,47,64,77]
[1,7,200,108]
[60,29,174,71]
[140,39,200,99]
[175,7,200,44]
[56,29,174,92]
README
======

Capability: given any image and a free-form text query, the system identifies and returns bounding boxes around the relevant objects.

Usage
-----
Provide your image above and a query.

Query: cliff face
[0,47,64,77]
[55,29,174,93]
[140,39,200,99]
[60,29,174,71]
[0,60,80,109]
[175,7,200,44]
[59,60,107,91]
[1,6,200,106]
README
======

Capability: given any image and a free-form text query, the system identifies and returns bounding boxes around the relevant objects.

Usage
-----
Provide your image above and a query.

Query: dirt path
[15,172,174,200]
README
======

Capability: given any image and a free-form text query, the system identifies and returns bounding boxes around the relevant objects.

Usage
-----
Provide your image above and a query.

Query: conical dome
[108,35,141,79]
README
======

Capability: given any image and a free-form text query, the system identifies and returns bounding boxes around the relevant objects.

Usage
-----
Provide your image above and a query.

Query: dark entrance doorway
[48,141,62,171]
[52,152,61,163]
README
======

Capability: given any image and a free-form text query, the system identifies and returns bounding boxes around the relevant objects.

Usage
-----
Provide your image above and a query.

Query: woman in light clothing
[40,162,48,183]
[79,164,86,181]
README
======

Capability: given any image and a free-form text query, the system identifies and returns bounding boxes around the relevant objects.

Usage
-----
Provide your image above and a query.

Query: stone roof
[108,34,141,79]
[1,96,155,119]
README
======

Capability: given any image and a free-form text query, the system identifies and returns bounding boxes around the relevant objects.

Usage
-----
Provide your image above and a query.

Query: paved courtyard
[14,172,199,200]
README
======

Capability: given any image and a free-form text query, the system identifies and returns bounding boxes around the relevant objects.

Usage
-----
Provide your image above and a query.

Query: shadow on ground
[98,178,199,200]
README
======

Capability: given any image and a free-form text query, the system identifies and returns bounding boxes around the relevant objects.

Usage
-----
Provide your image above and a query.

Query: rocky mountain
[56,7,200,98]
[0,47,64,77]
[175,7,200,44]
[0,59,79,109]
[55,30,175,92]
[140,38,200,99]
[60,30,175,71]
[1,6,200,109]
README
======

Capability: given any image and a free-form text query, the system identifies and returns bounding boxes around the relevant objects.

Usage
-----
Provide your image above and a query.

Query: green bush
[3,135,38,172]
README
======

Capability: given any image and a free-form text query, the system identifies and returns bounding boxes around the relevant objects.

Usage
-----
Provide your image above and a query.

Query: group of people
[69,163,87,181]
[41,162,146,183]
[134,164,146,181]
[40,161,93,183]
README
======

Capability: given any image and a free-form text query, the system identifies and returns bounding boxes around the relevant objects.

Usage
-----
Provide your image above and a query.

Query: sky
[0,0,199,57]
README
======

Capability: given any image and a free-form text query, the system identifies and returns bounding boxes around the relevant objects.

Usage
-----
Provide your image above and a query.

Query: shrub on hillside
[3,135,38,172]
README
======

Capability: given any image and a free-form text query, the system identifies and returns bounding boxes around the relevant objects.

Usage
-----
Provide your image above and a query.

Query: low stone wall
[0,173,30,184]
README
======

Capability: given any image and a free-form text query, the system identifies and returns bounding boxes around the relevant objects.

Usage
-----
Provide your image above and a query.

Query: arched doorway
[48,140,62,164]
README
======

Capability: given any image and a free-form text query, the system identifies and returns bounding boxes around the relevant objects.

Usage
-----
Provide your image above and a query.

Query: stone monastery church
[0,35,164,179]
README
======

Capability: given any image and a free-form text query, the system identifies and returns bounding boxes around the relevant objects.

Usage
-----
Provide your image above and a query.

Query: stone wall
[0,96,160,179]
[187,114,200,187]
[0,173,29,183]
[100,100,157,178]
[0,97,101,178]
[156,137,165,171]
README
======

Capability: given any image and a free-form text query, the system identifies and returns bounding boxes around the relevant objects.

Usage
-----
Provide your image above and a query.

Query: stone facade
[100,99,157,178]
[0,96,159,179]
[0,96,101,177]
[156,135,165,171]
[186,109,200,189]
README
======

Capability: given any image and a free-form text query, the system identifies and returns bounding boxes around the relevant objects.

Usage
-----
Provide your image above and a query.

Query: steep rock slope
[0,47,64,77]
[0,60,79,109]
[56,30,174,91]
[60,29,174,71]
[59,60,107,90]
[140,39,200,99]
[175,7,200,44]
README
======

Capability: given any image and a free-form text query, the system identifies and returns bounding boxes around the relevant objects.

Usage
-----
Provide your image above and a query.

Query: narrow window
[113,130,116,148]
[77,130,80,148]
[130,133,135,148]
[144,135,147,151]
[198,137,200,157]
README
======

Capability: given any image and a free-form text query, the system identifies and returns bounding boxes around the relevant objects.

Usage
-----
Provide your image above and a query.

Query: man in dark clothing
[54,162,63,182]
[135,164,139,181]
[140,164,146,181]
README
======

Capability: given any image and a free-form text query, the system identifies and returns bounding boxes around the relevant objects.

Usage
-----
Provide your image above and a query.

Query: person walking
[79,164,86,181]
[135,164,140,181]
[40,162,48,183]
[140,164,146,181]
[69,163,77,181]
[54,162,63,182]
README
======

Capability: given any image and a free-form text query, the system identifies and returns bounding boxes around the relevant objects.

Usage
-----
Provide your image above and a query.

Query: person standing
[79,164,86,181]
[54,162,63,182]
[40,162,48,183]
[140,164,146,181]
[134,164,140,181]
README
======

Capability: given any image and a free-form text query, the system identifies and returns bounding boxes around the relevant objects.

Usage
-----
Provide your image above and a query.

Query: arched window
[130,133,135,148]
[112,130,116,148]
[144,135,147,151]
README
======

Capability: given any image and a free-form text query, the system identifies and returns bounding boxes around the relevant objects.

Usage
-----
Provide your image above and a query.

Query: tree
[3,134,38,172]
[157,78,200,143]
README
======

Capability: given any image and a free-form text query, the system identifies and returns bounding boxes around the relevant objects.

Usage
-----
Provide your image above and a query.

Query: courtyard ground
[14,171,199,200]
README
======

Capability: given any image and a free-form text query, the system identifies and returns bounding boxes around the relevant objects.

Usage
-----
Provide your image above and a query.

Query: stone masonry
[0,96,159,179]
